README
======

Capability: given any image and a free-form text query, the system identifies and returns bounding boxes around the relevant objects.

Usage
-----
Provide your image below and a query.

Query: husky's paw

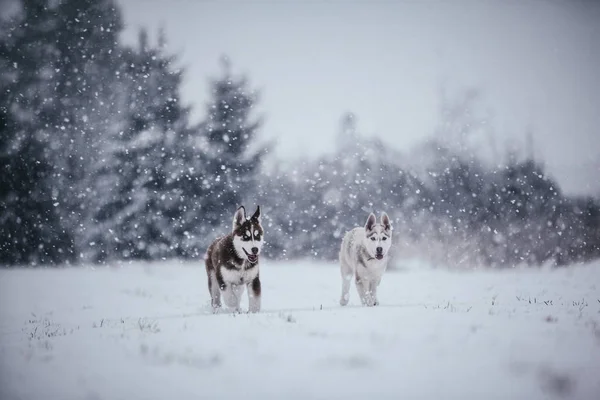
[248,307,260,314]
[340,293,349,306]
[362,298,377,307]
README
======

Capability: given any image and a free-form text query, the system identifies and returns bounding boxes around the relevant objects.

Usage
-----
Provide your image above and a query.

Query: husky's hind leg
[340,260,353,306]
[208,271,222,309]
[339,243,353,306]
[206,256,222,310]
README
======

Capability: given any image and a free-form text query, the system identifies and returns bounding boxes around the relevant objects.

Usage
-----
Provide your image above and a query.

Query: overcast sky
[118,0,600,195]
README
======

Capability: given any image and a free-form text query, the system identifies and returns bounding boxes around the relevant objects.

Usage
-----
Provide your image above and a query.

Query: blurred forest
[1,0,599,267]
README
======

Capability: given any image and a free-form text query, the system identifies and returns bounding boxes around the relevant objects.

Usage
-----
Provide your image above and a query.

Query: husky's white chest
[357,258,388,281]
[220,263,259,285]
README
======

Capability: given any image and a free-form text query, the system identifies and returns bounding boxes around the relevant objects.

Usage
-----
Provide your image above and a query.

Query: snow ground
[1,259,599,400]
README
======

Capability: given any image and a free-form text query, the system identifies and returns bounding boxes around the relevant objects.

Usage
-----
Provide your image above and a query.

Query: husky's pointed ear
[251,205,261,223]
[381,212,391,231]
[232,206,246,232]
[365,212,377,232]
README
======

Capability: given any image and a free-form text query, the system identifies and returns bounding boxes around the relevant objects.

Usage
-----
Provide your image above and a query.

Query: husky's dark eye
[382,237,387,241]
[370,237,376,241]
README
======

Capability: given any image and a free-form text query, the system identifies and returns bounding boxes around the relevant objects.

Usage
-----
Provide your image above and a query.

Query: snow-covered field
[1,259,599,400]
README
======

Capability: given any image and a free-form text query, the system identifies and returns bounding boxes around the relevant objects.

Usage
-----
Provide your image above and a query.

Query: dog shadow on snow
[148,302,428,321]
[260,302,429,315]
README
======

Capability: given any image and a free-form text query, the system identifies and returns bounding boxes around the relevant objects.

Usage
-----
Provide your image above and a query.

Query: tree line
[1,0,266,265]
[1,0,598,267]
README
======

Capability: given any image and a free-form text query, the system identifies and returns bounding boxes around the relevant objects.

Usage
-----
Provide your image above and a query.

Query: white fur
[247,285,261,313]
[219,280,260,312]
[339,212,393,307]
[233,233,264,262]
[222,283,245,311]
[220,262,259,286]
[232,207,264,263]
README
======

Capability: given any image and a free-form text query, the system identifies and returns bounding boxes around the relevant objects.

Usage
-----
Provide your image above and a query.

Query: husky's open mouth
[243,248,258,264]
[375,253,384,260]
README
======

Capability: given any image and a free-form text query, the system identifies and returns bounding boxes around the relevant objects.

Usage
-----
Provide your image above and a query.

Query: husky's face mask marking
[364,212,392,260]
[232,205,264,264]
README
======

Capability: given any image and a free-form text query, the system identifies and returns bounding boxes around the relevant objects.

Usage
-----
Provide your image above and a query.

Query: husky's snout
[243,247,259,263]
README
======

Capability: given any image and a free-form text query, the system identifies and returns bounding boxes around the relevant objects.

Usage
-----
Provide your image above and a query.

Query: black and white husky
[205,205,264,313]
[339,212,392,307]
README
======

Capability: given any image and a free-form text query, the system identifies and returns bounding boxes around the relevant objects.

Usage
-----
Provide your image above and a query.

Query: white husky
[339,212,392,307]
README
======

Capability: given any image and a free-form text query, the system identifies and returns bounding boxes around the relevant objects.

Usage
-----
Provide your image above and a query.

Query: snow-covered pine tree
[48,0,123,258]
[198,58,267,242]
[84,29,198,262]
[0,0,75,265]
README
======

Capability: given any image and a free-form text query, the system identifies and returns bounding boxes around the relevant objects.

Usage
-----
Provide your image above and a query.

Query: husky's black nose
[251,247,259,255]
[376,247,383,253]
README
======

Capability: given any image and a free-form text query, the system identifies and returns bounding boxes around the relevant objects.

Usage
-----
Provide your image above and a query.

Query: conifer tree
[200,58,267,238]
[0,0,74,264]
[84,30,197,261]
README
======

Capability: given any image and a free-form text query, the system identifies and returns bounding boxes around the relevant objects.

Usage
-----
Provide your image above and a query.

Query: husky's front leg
[369,279,380,306]
[355,277,375,306]
[222,283,243,312]
[247,275,261,313]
